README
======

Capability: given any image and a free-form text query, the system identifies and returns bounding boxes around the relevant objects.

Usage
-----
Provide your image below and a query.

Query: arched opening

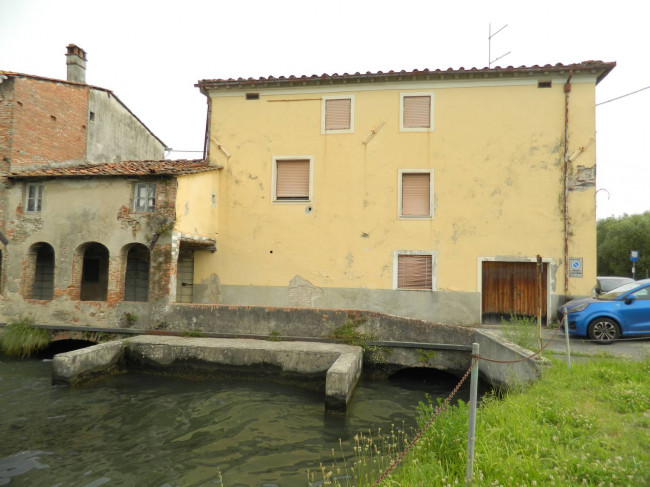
[27,242,55,300]
[80,242,109,301]
[124,244,150,302]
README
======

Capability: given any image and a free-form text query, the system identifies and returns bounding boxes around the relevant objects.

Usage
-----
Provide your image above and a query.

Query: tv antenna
[488,23,511,67]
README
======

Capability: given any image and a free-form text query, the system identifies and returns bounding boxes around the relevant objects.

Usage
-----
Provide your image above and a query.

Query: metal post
[465,343,479,485]
[563,312,571,369]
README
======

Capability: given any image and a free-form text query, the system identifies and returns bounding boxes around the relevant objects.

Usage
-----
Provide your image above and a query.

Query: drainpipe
[563,71,573,294]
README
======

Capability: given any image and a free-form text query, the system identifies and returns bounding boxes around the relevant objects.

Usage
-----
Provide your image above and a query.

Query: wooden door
[176,250,194,303]
[482,261,547,324]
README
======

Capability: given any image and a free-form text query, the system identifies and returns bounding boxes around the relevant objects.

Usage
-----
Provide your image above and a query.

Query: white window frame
[398,169,434,219]
[393,250,437,291]
[321,95,355,134]
[25,183,43,213]
[272,156,314,203]
[133,182,156,213]
[399,92,434,132]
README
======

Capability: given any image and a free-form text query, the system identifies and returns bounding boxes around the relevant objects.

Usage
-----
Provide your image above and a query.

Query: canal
[0,353,477,486]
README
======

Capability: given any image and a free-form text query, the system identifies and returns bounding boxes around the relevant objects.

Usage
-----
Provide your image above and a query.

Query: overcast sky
[1,0,648,219]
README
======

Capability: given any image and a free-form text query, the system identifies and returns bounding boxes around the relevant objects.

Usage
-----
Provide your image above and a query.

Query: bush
[0,317,50,358]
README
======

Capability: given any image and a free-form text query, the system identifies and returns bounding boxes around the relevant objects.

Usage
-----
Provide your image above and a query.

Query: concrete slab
[51,336,363,411]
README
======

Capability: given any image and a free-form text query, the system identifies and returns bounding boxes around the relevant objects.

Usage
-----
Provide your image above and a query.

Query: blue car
[558,278,650,343]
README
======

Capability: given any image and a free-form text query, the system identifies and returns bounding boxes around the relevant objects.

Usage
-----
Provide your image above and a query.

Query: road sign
[631,250,639,262]
[569,257,583,278]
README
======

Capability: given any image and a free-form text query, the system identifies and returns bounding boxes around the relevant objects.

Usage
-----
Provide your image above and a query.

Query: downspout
[563,71,573,294]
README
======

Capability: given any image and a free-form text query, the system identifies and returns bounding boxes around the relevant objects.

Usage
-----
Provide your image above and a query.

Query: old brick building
[0,46,219,326]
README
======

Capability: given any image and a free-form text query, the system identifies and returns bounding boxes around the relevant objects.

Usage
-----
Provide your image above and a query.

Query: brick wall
[9,77,89,168]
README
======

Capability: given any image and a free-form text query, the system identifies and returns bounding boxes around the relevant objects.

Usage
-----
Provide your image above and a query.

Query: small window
[322,96,354,133]
[538,81,552,88]
[133,183,156,212]
[273,157,312,202]
[399,170,433,218]
[25,183,43,212]
[394,252,435,290]
[400,93,434,131]
[246,93,260,100]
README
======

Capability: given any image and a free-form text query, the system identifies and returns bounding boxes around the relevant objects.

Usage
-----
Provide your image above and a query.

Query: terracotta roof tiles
[9,159,218,179]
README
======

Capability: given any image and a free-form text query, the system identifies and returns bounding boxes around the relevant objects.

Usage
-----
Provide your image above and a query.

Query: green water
[0,356,473,486]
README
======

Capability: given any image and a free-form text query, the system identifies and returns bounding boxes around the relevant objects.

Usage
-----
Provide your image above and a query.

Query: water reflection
[0,355,476,486]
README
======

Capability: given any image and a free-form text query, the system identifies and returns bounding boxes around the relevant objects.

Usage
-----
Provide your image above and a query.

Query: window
[273,157,312,202]
[25,183,43,212]
[322,96,354,133]
[134,183,156,212]
[400,93,434,131]
[399,170,433,218]
[394,251,436,290]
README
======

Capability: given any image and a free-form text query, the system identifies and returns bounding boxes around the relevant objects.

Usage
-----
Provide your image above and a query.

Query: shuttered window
[324,98,352,131]
[401,93,433,131]
[397,254,432,290]
[275,159,310,200]
[401,172,430,217]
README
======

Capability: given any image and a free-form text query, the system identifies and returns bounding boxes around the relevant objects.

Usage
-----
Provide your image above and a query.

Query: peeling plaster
[568,165,596,191]
[288,275,323,307]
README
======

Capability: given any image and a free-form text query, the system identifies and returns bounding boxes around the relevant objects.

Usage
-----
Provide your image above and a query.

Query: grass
[311,356,650,486]
[332,318,387,365]
[500,313,539,351]
[0,317,51,357]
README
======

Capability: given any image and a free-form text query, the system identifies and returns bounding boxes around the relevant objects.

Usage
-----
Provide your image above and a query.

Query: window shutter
[402,173,430,216]
[325,98,351,130]
[398,254,432,290]
[403,95,431,128]
[276,160,310,199]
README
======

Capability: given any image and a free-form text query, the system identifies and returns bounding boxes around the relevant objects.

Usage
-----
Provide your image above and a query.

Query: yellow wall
[175,171,220,239]
[204,77,598,297]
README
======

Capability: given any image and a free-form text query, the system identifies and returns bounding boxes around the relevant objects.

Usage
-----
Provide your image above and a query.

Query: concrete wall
[87,89,165,162]
[193,73,600,323]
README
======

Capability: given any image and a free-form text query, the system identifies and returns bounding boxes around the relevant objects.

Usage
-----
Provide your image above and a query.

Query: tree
[597,212,650,278]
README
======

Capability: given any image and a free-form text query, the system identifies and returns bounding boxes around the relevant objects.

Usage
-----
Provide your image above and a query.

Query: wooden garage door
[482,261,547,324]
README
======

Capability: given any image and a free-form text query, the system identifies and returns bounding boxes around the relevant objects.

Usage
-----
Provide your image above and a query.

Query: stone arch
[74,242,110,301]
[24,242,55,300]
[122,243,150,302]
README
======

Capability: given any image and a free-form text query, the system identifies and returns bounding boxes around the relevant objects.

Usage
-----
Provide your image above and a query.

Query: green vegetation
[417,349,437,363]
[500,313,539,351]
[597,211,650,277]
[0,317,50,357]
[311,356,650,486]
[124,312,138,325]
[268,330,284,341]
[332,318,386,365]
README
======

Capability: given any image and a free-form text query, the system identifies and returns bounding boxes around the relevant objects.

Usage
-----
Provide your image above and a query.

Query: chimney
[66,44,87,83]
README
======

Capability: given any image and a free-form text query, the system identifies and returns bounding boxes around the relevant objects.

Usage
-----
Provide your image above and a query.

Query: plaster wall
[175,171,220,239]
[87,89,165,162]
[0,176,177,323]
[200,75,599,319]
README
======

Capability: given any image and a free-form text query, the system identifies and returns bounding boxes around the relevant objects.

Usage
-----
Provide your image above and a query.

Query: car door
[618,285,650,334]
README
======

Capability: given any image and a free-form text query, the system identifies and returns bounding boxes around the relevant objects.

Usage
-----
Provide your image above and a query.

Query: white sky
[1,0,648,219]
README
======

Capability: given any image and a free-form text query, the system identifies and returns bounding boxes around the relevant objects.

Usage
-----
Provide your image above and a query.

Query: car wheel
[587,318,620,344]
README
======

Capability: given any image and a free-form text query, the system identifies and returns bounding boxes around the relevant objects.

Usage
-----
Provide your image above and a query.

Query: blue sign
[631,250,639,262]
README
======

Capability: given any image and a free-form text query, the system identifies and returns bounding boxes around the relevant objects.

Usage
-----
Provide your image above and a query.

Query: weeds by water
[332,318,386,365]
[310,356,650,486]
[0,317,50,358]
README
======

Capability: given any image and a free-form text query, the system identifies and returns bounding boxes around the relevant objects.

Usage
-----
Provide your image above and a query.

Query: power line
[596,85,650,106]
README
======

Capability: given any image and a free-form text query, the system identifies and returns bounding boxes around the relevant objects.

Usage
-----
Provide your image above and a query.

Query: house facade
[194,61,615,324]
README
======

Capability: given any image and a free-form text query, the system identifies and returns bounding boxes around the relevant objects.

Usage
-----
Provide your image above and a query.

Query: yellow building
[194,61,615,325]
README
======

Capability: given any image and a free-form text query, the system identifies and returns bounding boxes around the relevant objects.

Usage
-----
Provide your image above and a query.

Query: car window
[631,287,650,300]
[600,281,643,300]
[599,278,634,293]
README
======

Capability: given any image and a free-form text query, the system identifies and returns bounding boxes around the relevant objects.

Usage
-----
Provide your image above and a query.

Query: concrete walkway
[52,336,363,411]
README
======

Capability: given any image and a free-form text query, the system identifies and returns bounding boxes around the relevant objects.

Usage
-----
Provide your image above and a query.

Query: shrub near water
[0,317,50,358]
